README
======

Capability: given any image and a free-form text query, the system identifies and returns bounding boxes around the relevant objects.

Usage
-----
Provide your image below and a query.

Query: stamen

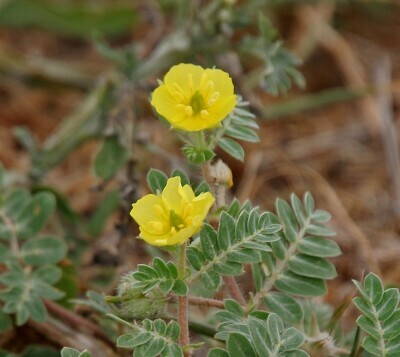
[200,109,209,118]
[172,83,186,101]
[199,73,208,90]
[146,221,165,234]
[188,74,194,93]
[206,80,214,95]
[184,106,193,116]
[208,91,220,105]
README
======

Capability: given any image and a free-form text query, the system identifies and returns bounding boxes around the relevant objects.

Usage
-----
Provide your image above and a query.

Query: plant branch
[29,318,117,357]
[223,276,246,305]
[177,243,191,356]
[170,295,226,309]
[44,300,112,345]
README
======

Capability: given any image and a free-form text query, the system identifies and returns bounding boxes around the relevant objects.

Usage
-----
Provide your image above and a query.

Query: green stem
[177,243,191,356]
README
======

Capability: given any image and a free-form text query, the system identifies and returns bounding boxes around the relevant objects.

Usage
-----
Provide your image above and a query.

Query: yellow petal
[164,63,204,94]
[151,85,186,124]
[130,194,165,226]
[204,68,235,97]
[192,192,215,220]
[161,176,184,213]
[139,228,172,246]
[169,115,216,132]
[167,225,198,245]
[207,95,237,124]
[181,184,195,201]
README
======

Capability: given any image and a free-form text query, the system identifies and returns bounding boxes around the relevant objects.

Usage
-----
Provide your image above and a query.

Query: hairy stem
[177,243,191,356]
[170,295,226,309]
[224,276,246,305]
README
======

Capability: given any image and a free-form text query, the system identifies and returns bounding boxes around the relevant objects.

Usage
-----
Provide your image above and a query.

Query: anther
[208,91,220,105]
[184,106,193,116]
[200,109,209,118]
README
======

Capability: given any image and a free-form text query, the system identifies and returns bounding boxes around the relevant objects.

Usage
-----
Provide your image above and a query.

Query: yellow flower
[130,177,215,246]
[151,63,237,132]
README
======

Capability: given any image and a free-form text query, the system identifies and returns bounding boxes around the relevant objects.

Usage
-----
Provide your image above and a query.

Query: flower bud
[209,160,233,188]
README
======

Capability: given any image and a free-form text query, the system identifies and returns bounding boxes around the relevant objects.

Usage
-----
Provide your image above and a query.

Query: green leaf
[353,274,400,357]
[266,313,283,346]
[182,145,215,164]
[356,315,380,340]
[288,254,337,279]
[258,13,277,41]
[0,310,12,332]
[377,288,399,320]
[218,212,235,250]
[21,236,66,266]
[227,333,257,357]
[224,300,244,316]
[200,224,219,260]
[172,280,188,296]
[225,125,259,143]
[134,337,166,357]
[311,210,331,223]
[282,327,305,350]
[187,248,206,271]
[303,192,314,216]
[195,181,211,195]
[86,190,121,237]
[26,297,47,322]
[364,273,384,305]
[285,350,309,357]
[305,224,335,237]
[161,344,183,357]
[264,292,303,324]
[227,249,260,264]
[171,169,190,186]
[275,271,327,297]
[61,348,81,357]
[208,349,229,357]
[298,236,341,258]
[117,332,152,348]
[33,265,62,284]
[0,0,136,38]
[384,311,400,340]
[362,336,381,356]
[147,169,168,194]
[218,138,245,161]
[276,198,298,239]
[94,135,128,180]
[16,192,56,239]
[248,317,270,356]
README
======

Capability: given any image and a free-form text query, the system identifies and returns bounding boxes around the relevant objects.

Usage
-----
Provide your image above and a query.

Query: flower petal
[204,68,235,97]
[161,176,184,214]
[164,63,204,94]
[167,225,198,245]
[130,194,165,226]
[208,95,237,125]
[151,85,186,123]
[192,192,215,220]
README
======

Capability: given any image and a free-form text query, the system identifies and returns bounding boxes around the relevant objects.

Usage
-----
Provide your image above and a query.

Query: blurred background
[1,0,400,355]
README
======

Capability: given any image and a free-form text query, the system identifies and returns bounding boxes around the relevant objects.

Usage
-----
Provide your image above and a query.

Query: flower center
[189,91,206,115]
[169,210,185,231]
